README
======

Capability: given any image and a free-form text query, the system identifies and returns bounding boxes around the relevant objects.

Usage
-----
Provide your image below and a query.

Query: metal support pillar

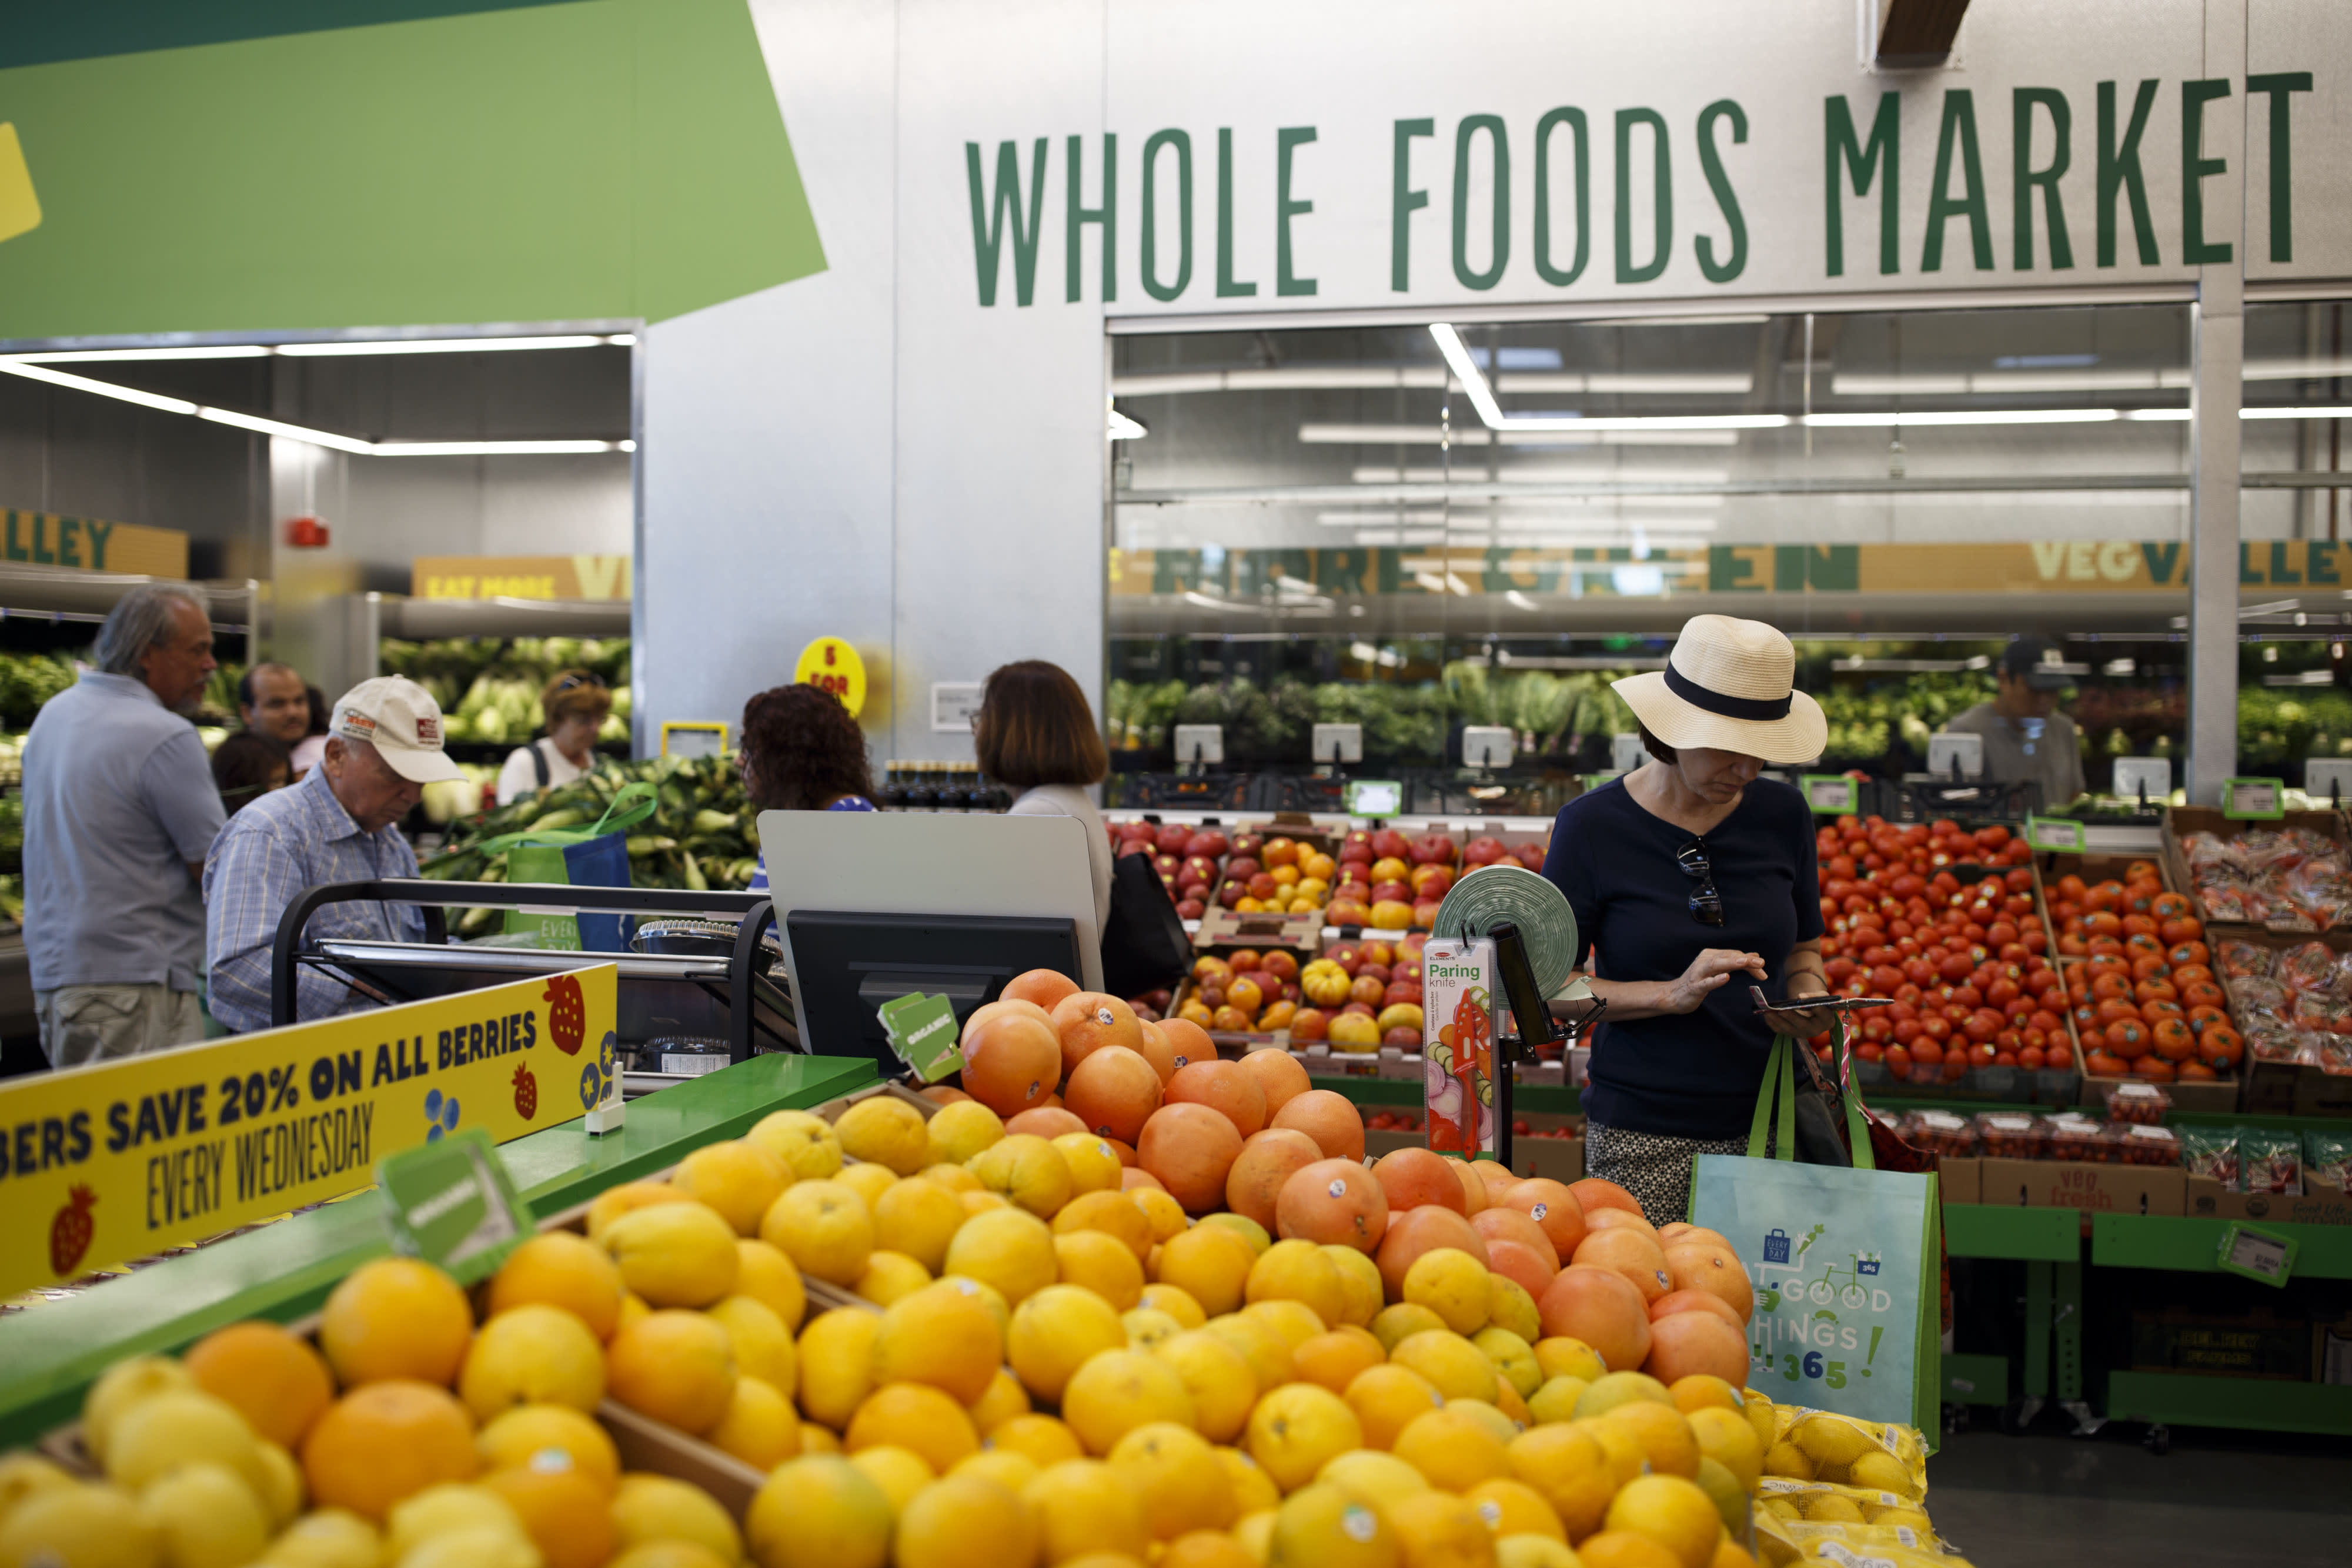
[2186,0,2249,804]
[2018,1259,2052,1429]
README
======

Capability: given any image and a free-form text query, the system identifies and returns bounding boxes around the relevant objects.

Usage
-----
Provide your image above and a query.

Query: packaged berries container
[2180,1125,2242,1185]
[2042,1115,2110,1162]
[2110,1124,2181,1166]
[1899,1109,1978,1158]
[1973,1111,2044,1159]
[2105,1081,2171,1125]
[2243,1129,2304,1195]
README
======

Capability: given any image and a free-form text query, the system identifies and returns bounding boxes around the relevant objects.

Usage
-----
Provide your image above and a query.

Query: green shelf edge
[2092,1212,2352,1279]
[2104,1372,2352,1435]
[0,1052,877,1447]
[1943,1204,2083,1261]
[1942,1350,2009,1407]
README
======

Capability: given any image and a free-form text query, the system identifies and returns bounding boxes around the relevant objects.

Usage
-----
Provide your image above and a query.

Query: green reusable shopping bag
[1689,1017,1942,1436]
[478,783,657,951]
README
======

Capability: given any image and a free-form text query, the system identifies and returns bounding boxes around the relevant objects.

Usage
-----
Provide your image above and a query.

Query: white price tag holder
[2112,757,2171,806]
[2023,815,2086,853]
[2306,758,2352,807]
[1312,723,1363,765]
[2216,1222,2296,1286]
[1926,732,1984,780]
[2223,778,2286,821]
[1172,724,1224,769]
[1802,774,1858,816]
[930,683,984,733]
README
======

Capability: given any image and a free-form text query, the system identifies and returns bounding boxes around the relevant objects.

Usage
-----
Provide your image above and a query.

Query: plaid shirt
[204,767,425,1032]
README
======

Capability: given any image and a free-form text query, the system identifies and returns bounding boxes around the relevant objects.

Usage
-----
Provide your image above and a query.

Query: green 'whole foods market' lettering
[963,73,2316,307]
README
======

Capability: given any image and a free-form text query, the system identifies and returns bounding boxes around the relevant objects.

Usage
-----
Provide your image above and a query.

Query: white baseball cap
[330,676,466,784]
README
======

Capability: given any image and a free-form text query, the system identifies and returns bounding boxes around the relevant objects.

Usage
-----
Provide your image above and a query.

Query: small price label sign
[377,1128,529,1283]
[2223,778,2287,820]
[1801,775,1859,816]
[878,993,963,1082]
[2023,815,2086,853]
[2216,1221,2297,1286]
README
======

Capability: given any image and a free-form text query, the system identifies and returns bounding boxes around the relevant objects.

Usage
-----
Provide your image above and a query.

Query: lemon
[928,1101,1007,1166]
[836,1097,932,1176]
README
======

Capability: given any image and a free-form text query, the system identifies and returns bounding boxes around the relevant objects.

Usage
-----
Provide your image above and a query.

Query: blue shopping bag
[1689,1019,1941,1435]
[483,783,657,952]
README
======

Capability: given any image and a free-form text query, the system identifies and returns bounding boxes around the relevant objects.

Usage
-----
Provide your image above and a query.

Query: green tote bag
[1688,1020,1942,1436]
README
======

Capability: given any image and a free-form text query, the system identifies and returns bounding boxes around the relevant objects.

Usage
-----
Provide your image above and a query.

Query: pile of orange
[2046,868,2236,1082]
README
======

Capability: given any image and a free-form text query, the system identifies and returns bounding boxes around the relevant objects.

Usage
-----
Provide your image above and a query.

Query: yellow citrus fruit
[476,1405,620,1496]
[1847,1450,1916,1497]
[184,1320,336,1450]
[1140,1282,1207,1329]
[1245,1383,1363,1493]
[797,1308,881,1430]
[616,1294,652,1335]
[1321,1247,1384,1329]
[1063,1349,1197,1456]
[1485,1276,1542,1345]
[586,1182,693,1243]
[760,1179,876,1287]
[953,1448,1041,1496]
[670,1139,790,1236]
[1463,1477,1564,1542]
[106,1389,262,1495]
[923,1162,984,1194]
[1573,1371,1672,1421]
[1369,1304,1448,1355]
[964,1191,1011,1217]
[1124,1306,1184,1349]
[1204,1315,1294,1395]
[990,1412,1084,1469]
[848,1445,934,1514]
[1024,1458,1151,1564]
[1471,1328,1542,1402]
[1668,1376,1743,1417]
[1155,1226,1259,1319]
[1495,1536,1581,1568]
[944,1206,1060,1305]
[1760,1441,1811,1481]
[1450,1398,1518,1446]
[299,1380,477,1522]
[968,1366,1031,1433]
[486,1232,627,1342]
[140,1460,272,1568]
[600,1201,743,1309]
[0,1453,75,1527]
[838,1161,900,1213]
[1401,1249,1490,1336]
[1108,1423,1236,1540]
[391,1526,539,1568]
[1267,1482,1396,1568]
[1198,1213,1271,1255]
[930,1100,1008,1166]
[896,1474,1040,1568]
[1389,1330,1498,1405]
[607,1546,732,1568]
[1798,1493,1864,1524]
[1532,1338,1607,1385]
[0,1486,162,1566]
[1526,1377,1591,1426]
[1054,1133,1125,1196]
[384,1483,529,1560]
[1318,1447,1429,1513]
[260,1507,383,1568]
[1392,1406,1510,1493]
[1010,1285,1130,1403]
[855,1249,934,1305]
[1164,1528,1258,1568]
[1603,1475,1721,1568]
[1247,1244,1348,1332]
[81,1355,198,1465]
[1292,1330,1386,1396]
[1342,1364,1445,1452]
[1055,1190,1155,1261]
[1686,1407,1763,1492]
[482,1465,617,1568]
[1219,1447,1283,1516]
[612,1473,745,1565]
[1151,1329,1257,1446]
[319,1258,473,1389]
[704,1375,802,1470]
[1690,1459,1748,1537]
[1130,1188,1189,1244]
[837,1096,933,1176]
[871,1279,1002,1405]
[1057,1230,1147,1309]
[874,1178,968,1274]
[1601,1401,1700,1479]
[459,1303,607,1422]
[744,1456,894,1568]
[971,1134,1076,1218]
[846,1383,981,1476]
[944,1273,1013,1336]
[749,1109,845,1181]
[709,1293,796,1396]
[1578,1419,1650,1492]
[1234,1511,1278,1567]
[606,1310,737,1435]
[1384,1490,1492,1568]
[253,1439,303,1529]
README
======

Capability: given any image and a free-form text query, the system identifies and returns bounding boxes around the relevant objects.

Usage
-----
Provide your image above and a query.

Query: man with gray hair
[206,676,463,1032]
[22,583,226,1064]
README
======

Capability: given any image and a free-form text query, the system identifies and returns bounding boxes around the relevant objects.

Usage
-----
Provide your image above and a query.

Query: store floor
[1925,1422,2352,1566]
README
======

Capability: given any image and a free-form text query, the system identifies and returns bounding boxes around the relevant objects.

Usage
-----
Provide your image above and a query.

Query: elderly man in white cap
[204,677,463,1032]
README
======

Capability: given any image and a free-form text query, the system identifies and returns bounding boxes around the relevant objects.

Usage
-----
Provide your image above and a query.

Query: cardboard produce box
[2078,1068,2241,1115]
[2207,927,2352,1115]
[2132,1306,2311,1380]
[2164,804,2351,935]
[1977,1155,2184,1217]
[1937,1154,1982,1206]
[2184,1174,2352,1227]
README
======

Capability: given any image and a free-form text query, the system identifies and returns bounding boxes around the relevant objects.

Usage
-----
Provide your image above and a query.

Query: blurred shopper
[739,683,876,894]
[288,684,330,778]
[238,661,312,758]
[205,678,461,1032]
[1946,637,2086,809]
[211,731,291,817]
[495,668,613,805]
[976,660,1114,932]
[22,584,225,1064]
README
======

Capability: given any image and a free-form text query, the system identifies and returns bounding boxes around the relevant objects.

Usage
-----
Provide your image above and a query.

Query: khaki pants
[35,984,204,1068]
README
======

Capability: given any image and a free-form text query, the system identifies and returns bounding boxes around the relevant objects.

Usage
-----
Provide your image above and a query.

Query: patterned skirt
[1583,1121,1752,1229]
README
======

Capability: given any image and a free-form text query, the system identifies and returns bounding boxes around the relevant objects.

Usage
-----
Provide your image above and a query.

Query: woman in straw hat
[1541,614,1836,1225]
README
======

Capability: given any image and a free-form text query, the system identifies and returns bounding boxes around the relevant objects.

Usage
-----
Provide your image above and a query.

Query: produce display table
[0,1050,874,1447]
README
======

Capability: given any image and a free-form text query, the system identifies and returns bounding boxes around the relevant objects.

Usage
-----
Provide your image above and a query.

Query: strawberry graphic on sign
[51,1185,96,1276]
[513,1062,539,1119]
[544,974,586,1055]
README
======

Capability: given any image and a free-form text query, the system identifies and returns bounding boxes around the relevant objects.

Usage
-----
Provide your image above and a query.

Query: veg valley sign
[957,2,2347,315]
[0,510,185,578]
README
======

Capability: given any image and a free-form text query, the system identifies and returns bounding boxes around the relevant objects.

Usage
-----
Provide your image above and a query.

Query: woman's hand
[1659,948,1768,1014]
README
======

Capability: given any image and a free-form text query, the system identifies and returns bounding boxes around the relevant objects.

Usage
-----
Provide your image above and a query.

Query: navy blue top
[1542,776,1823,1139]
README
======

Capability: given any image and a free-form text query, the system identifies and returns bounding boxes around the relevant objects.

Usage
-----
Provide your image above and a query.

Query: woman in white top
[974,660,1114,933]
[495,669,612,806]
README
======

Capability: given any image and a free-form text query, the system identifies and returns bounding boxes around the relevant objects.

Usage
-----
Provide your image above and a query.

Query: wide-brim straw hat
[1612,614,1826,766]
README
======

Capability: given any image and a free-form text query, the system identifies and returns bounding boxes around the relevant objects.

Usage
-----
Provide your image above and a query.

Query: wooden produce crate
[2210,927,2352,1115]
[2164,804,2351,936]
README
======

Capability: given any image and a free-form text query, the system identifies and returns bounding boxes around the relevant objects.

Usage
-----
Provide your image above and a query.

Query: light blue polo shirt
[22,671,226,992]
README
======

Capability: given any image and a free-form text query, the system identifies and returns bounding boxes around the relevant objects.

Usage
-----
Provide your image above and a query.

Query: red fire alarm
[283,516,331,548]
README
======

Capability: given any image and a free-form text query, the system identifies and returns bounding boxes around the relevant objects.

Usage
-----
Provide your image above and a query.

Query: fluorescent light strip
[7,345,275,364]
[0,359,201,414]
[1108,409,1148,440]
[4,334,632,363]
[1803,408,2122,427]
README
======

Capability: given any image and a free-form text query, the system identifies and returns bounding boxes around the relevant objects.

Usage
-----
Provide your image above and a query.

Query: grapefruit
[1536,1266,1652,1372]
[1371,1149,1468,1215]
[1064,1046,1165,1144]
[1275,1159,1390,1253]
[1225,1129,1324,1232]
[962,1011,1064,1117]
[1271,1091,1365,1162]
[1374,1206,1490,1299]
[1166,1060,1269,1138]
[1137,1103,1246,1213]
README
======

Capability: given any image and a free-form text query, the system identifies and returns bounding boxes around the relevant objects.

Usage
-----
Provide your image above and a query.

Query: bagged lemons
[1769,1406,1928,1497]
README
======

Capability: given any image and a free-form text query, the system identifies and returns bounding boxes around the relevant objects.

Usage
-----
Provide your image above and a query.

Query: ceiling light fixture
[1108,408,1148,440]
[2,333,633,362]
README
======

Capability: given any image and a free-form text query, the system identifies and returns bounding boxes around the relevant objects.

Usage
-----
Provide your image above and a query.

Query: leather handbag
[1098,851,1190,1000]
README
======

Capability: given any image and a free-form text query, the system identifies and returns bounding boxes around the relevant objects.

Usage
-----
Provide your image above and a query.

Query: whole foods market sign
[955,1,2345,315]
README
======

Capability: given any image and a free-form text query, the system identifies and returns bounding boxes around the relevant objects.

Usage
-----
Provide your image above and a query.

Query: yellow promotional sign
[0,510,185,577]
[794,636,867,716]
[0,966,617,1302]
[411,554,633,601]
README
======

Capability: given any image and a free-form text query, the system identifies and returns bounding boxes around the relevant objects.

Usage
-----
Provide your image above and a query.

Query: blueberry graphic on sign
[423,1088,462,1141]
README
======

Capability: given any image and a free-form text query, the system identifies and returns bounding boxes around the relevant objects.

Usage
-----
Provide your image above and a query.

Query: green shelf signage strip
[2106,1372,2352,1437]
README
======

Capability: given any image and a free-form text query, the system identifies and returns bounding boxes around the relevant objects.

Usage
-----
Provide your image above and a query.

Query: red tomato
[2105,1018,2151,1059]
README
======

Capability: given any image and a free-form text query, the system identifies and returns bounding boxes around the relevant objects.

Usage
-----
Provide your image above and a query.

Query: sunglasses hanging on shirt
[1676,837,1723,927]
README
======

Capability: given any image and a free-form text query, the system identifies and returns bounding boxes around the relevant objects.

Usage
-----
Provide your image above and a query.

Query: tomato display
[2043,863,2227,1085]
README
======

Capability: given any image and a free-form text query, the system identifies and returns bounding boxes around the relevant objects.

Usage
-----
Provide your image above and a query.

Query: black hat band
[1665,660,1794,722]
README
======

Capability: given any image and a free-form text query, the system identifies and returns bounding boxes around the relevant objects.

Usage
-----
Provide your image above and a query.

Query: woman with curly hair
[740,683,875,894]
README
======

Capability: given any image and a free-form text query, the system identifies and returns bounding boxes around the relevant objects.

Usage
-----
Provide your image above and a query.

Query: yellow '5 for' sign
[794,637,867,717]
